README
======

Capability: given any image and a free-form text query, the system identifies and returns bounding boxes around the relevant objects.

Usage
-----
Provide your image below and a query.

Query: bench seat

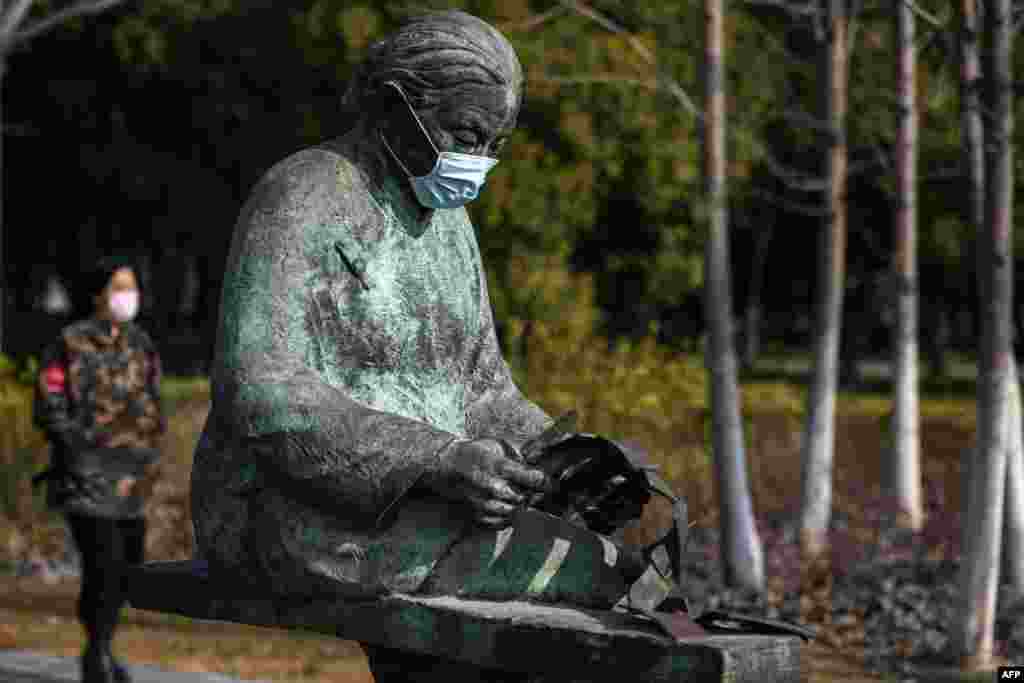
[125,560,802,682]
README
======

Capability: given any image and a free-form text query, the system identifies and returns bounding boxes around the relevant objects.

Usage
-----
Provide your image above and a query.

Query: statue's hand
[424,439,552,529]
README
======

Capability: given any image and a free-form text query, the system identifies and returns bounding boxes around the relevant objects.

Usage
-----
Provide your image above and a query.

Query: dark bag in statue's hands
[518,415,816,645]
[524,432,656,534]
[518,412,690,586]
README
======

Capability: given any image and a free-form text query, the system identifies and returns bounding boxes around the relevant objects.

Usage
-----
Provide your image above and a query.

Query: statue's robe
[191,126,633,607]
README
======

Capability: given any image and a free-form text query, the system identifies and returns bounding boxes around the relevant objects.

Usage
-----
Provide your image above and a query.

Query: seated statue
[191,10,680,681]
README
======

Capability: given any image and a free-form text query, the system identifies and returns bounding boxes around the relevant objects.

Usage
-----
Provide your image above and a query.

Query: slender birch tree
[799,0,847,565]
[959,0,984,303]
[887,0,921,531]
[957,0,984,564]
[953,0,1024,602]
[703,0,765,591]
[955,0,1015,668]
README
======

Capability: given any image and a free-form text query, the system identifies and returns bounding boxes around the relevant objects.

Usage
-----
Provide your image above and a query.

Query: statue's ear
[370,81,403,123]
[382,81,423,117]
[375,81,439,177]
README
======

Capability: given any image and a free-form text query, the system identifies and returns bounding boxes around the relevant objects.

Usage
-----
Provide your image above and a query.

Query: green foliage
[0,346,977,568]
[16,357,39,387]
[111,1,233,68]
[0,354,41,388]
[0,379,53,556]
[18,0,1023,348]
[0,354,16,378]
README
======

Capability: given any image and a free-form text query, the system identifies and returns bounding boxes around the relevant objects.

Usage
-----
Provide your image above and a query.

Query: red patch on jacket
[42,364,66,393]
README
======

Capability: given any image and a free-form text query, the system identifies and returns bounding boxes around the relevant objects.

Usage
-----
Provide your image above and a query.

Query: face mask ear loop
[378,128,417,178]
[379,81,441,179]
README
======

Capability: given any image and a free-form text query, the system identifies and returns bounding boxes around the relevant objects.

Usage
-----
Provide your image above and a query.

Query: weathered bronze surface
[125,560,803,683]
[177,10,810,681]
[191,10,649,610]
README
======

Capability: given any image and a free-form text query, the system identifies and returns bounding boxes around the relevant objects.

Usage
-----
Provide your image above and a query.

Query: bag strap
[639,470,693,610]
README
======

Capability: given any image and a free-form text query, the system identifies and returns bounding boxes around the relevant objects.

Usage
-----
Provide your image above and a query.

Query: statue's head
[344,11,522,208]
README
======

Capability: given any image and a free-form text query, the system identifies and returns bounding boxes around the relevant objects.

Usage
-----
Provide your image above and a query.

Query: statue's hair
[343,10,522,115]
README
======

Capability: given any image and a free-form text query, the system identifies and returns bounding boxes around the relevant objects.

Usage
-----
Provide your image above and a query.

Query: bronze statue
[191,10,679,681]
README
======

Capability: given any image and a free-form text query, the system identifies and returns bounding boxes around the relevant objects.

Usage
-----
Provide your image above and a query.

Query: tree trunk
[799,0,847,564]
[888,0,922,531]
[958,0,984,410]
[955,0,1014,669]
[959,0,985,257]
[1002,358,1024,598]
[703,0,764,591]
[0,53,5,355]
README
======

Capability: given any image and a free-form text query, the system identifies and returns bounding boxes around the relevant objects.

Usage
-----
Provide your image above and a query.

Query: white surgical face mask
[407,152,499,209]
[108,290,139,322]
[379,88,500,210]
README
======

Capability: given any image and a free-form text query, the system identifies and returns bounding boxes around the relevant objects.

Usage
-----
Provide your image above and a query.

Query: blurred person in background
[32,253,165,683]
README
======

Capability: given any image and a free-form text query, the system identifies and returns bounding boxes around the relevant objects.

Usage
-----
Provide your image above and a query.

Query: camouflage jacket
[33,317,165,518]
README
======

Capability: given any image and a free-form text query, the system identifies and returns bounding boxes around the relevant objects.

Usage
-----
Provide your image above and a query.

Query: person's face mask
[108,290,139,322]
[380,86,499,210]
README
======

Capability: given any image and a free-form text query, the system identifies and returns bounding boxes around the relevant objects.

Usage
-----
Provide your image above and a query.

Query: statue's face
[380,82,519,178]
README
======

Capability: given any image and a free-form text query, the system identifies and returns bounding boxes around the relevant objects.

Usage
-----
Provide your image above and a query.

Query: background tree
[959,0,984,389]
[799,0,848,566]
[952,0,1024,602]
[2,0,1017,386]
[887,0,922,531]
[703,0,764,591]
[955,0,1014,669]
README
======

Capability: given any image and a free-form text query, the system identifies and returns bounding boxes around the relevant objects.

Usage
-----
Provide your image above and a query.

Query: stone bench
[125,560,804,682]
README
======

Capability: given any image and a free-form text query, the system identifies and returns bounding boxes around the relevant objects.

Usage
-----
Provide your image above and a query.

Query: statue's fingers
[477,514,513,529]
[501,461,552,494]
[479,497,518,518]
[466,490,515,517]
[481,478,525,504]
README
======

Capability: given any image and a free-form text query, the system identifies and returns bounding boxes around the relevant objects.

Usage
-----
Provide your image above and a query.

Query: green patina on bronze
[185,12,692,681]
[457,528,551,599]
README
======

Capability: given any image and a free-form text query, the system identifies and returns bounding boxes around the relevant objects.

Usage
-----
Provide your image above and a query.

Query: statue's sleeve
[215,151,460,526]
[463,246,552,450]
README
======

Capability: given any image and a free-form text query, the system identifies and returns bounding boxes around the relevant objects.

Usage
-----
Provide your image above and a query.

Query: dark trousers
[65,514,146,656]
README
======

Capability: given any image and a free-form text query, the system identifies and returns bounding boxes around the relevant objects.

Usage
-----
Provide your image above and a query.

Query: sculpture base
[125,560,802,683]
